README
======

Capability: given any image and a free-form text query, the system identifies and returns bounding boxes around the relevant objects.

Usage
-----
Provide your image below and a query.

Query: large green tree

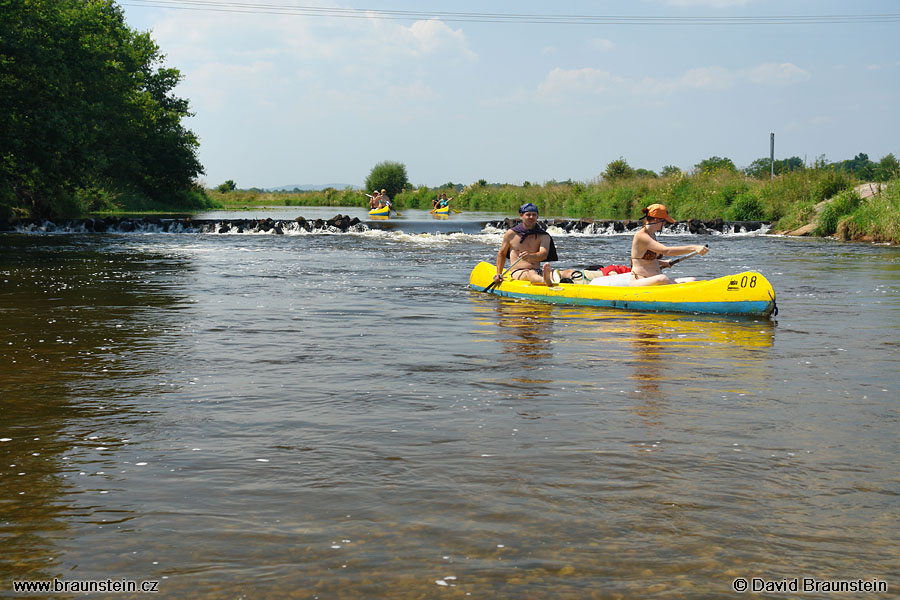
[0,0,203,218]
[364,161,408,199]
[744,156,805,179]
[875,153,899,181]
[602,157,635,182]
[695,156,737,174]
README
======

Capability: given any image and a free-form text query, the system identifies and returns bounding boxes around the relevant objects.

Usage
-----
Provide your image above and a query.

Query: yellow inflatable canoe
[368,205,391,216]
[468,261,777,317]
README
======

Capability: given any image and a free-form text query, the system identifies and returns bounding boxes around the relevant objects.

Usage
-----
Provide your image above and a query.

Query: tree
[876,153,900,181]
[602,157,635,182]
[744,156,805,179]
[216,180,237,193]
[0,0,203,218]
[364,161,408,198]
[695,156,737,174]
[833,152,875,179]
[661,165,682,178]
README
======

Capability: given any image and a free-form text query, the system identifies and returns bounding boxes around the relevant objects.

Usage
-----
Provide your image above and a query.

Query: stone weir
[3,214,770,235]
[3,214,366,234]
[488,217,770,235]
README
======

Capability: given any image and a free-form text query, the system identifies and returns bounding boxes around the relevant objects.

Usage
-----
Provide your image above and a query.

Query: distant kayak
[432,205,451,215]
[468,261,777,317]
[368,206,391,216]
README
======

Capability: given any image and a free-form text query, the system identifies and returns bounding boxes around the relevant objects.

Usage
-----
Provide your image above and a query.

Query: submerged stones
[3,213,768,236]
[3,214,364,234]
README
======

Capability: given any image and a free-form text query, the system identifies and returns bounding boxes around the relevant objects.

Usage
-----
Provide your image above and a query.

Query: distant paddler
[430,193,453,214]
[630,204,709,286]
[493,202,557,286]
[378,189,401,215]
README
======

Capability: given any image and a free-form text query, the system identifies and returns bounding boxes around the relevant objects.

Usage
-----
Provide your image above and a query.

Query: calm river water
[1,207,898,599]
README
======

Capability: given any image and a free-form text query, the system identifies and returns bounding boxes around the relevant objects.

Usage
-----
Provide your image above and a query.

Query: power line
[118,0,900,25]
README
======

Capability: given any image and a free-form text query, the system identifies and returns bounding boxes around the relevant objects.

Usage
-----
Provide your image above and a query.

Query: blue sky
[119,0,900,189]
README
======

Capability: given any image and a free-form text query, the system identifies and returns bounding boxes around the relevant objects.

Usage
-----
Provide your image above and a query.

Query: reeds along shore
[207,170,900,244]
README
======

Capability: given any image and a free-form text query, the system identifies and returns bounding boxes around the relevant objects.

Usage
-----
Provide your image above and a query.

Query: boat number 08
[740,275,758,288]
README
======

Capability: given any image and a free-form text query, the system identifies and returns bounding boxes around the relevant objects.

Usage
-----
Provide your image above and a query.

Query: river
[1,207,897,599]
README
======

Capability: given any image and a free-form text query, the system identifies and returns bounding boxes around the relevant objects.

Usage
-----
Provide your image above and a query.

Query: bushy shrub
[365,161,408,198]
[727,193,766,221]
[810,169,853,203]
[695,156,737,175]
[602,157,635,182]
[836,179,900,242]
[816,189,860,236]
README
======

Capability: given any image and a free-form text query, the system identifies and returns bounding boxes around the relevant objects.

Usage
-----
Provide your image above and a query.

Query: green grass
[835,179,900,243]
[202,171,899,244]
[209,187,362,209]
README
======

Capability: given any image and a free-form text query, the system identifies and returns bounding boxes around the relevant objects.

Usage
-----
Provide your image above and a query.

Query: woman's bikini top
[631,249,660,261]
[632,225,661,261]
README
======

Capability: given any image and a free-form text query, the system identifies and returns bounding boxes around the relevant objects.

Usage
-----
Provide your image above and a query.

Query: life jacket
[601,264,631,276]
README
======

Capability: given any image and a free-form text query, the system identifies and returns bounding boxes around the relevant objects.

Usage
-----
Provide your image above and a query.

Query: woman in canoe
[630,204,709,286]
[380,189,396,211]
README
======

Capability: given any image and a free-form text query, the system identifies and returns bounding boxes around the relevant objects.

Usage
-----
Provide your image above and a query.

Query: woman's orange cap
[642,203,675,223]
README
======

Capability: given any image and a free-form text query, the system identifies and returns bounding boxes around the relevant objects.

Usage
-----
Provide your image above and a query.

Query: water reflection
[491,299,555,366]
[470,294,775,402]
[617,313,775,427]
[0,236,192,581]
[621,313,775,395]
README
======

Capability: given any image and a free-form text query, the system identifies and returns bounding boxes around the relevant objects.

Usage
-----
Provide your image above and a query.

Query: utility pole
[770,133,775,179]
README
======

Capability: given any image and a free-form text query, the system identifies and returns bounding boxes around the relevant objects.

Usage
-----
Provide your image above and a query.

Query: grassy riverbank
[210,170,900,244]
[831,179,900,243]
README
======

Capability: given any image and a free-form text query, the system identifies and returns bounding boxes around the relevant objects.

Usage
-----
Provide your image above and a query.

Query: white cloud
[747,62,811,85]
[538,65,732,99]
[538,67,624,96]
[403,19,477,61]
[141,8,479,131]
[148,10,476,77]
[538,61,810,101]
[352,15,476,63]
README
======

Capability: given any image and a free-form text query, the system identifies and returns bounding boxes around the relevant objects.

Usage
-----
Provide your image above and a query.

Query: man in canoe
[493,203,557,286]
[629,203,709,285]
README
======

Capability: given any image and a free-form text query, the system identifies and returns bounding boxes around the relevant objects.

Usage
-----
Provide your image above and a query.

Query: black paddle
[665,244,708,268]
[482,255,526,293]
